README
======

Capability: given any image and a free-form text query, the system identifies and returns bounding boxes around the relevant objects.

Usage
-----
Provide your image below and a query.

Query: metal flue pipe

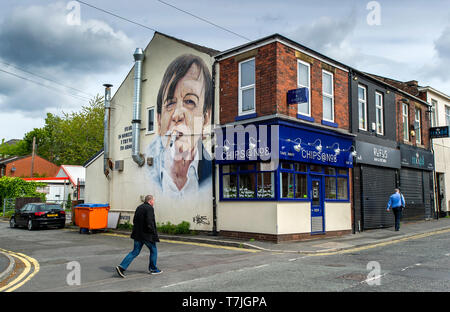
[103,83,113,176]
[131,48,145,167]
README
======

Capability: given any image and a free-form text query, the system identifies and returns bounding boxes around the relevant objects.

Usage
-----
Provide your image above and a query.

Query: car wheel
[27,219,36,231]
[10,217,17,228]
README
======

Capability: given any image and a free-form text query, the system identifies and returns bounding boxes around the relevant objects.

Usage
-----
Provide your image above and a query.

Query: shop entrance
[311,176,325,234]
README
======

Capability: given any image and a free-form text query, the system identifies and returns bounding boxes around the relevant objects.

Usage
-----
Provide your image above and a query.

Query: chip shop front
[215,119,355,242]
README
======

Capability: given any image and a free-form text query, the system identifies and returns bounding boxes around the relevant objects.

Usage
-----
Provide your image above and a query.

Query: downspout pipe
[211,60,218,236]
[132,48,145,167]
[103,83,113,176]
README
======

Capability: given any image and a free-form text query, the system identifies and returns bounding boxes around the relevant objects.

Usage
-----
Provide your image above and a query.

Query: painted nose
[172,102,185,124]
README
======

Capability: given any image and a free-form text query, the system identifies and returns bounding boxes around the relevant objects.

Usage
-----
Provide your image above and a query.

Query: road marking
[0,248,40,292]
[100,232,260,253]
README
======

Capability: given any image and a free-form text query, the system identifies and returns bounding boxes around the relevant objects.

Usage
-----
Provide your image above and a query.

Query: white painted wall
[84,155,109,204]
[277,202,310,234]
[325,202,352,232]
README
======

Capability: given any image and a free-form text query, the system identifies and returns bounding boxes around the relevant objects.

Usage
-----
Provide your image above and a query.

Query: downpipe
[103,84,113,177]
[132,48,145,167]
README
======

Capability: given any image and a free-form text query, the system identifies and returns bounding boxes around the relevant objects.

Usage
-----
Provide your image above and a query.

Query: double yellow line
[0,248,40,292]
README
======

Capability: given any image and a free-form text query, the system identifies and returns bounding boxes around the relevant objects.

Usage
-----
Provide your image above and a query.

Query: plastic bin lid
[75,203,109,208]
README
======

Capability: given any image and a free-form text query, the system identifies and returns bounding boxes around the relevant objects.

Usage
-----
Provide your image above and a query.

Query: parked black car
[10,203,66,230]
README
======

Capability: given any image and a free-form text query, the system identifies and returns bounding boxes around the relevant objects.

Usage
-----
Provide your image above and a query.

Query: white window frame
[297,60,311,117]
[322,70,334,122]
[358,85,367,131]
[238,58,256,116]
[431,99,437,127]
[403,103,409,141]
[375,92,384,135]
[146,106,155,134]
[445,105,450,126]
[415,108,421,145]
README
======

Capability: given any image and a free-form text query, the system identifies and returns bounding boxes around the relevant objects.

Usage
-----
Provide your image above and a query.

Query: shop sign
[430,126,449,139]
[287,88,308,105]
[355,141,401,169]
[399,144,434,171]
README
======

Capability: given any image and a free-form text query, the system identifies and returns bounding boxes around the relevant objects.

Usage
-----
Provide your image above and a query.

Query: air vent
[115,160,124,171]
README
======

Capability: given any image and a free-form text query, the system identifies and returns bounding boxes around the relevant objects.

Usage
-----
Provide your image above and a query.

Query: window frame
[445,105,450,127]
[415,108,422,145]
[146,106,155,134]
[431,99,437,127]
[375,91,384,135]
[358,84,367,131]
[322,70,334,122]
[297,60,311,117]
[403,103,409,141]
[238,58,256,116]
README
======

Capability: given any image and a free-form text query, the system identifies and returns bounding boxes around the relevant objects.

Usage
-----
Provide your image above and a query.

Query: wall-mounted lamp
[326,143,341,155]
[353,76,358,81]
[308,139,322,152]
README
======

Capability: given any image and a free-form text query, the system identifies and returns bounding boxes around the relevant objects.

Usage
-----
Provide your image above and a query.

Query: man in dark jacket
[116,195,162,277]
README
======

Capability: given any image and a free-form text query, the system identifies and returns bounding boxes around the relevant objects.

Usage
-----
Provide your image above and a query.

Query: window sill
[297,114,314,122]
[235,113,257,121]
[321,120,338,128]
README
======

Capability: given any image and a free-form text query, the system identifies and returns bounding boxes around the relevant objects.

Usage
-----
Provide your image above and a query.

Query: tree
[5,95,105,166]
[0,176,46,205]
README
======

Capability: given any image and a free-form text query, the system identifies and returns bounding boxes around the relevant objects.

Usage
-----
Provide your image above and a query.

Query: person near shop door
[115,195,162,277]
[386,188,405,231]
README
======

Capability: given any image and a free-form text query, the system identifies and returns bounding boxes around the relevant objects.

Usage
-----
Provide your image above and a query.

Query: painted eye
[165,100,176,110]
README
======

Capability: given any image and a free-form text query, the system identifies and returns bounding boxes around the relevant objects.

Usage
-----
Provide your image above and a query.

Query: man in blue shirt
[386,188,405,231]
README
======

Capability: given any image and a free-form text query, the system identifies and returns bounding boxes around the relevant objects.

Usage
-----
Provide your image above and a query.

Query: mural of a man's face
[158,63,210,160]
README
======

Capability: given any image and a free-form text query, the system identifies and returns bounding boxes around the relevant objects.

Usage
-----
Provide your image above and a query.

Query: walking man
[116,195,162,277]
[386,188,406,231]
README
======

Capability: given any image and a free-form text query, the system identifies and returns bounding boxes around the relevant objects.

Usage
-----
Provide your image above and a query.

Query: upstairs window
[403,103,409,141]
[446,106,450,126]
[375,92,384,135]
[358,85,367,130]
[431,99,437,127]
[322,70,334,122]
[415,108,422,145]
[239,58,255,116]
[297,60,311,116]
[147,107,155,133]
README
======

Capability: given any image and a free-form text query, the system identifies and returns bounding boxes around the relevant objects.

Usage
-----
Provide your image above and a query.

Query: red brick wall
[396,93,430,149]
[219,41,349,131]
[3,155,60,178]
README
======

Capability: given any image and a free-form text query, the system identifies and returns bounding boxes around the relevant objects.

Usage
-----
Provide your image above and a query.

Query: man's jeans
[119,240,158,271]
[392,207,403,231]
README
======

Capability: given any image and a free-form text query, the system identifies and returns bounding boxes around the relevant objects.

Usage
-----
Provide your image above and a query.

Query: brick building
[214,34,355,242]
[0,155,60,178]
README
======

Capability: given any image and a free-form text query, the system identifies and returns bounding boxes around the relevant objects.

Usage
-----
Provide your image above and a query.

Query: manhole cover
[337,273,366,281]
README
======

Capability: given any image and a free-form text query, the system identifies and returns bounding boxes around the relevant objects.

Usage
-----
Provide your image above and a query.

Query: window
[415,108,422,145]
[375,92,384,135]
[403,103,409,141]
[147,107,155,133]
[239,58,255,116]
[221,162,275,199]
[337,177,348,200]
[325,177,337,199]
[358,85,367,130]
[280,161,308,199]
[322,70,334,122]
[431,99,437,127]
[297,60,311,116]
[280,172,294,198]
[446,106,450,126]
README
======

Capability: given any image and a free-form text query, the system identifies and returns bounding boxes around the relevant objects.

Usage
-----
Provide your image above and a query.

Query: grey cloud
[0,2,135,73]
[418,25,450,82]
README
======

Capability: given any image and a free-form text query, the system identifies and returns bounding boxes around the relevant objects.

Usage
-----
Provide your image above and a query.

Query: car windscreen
[38,204,63,211]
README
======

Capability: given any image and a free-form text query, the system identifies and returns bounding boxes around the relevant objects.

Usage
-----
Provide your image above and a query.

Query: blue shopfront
[216,119,354,239]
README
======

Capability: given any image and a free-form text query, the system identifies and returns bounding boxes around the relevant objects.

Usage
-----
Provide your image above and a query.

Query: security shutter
[399,168,426,221]
[361,166,395,229]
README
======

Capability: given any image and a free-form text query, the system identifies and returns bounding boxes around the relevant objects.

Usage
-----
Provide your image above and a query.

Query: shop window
[239,173,256,198]
[280,172,294,198]
[325,177,337,199]
[239,163,255,171]
[223,174,237,198]
[295,174,308,199]
[324,167,336,175]
[337,177,348,200]
[295,163,307,172]
[338,169,348,176]
[257,172,275,198]
[281,162,293,170]
[310,164,323,173]
[222,164,238,174]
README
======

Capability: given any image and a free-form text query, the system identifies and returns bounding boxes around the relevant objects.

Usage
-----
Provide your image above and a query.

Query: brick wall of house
[219,41,349,130]
[396,93,430,149]
[3,155,60,178]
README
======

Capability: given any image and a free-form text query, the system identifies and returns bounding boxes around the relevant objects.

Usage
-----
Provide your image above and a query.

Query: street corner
[0,248,40,292]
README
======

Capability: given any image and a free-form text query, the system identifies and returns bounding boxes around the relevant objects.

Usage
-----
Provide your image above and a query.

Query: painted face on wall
[158,63,209,160]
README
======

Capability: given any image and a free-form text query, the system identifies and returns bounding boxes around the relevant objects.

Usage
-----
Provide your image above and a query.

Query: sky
[1,0,450,141]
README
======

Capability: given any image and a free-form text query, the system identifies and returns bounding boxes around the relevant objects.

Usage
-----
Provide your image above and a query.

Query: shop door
[400,168,426,221]
[311,177,325,234]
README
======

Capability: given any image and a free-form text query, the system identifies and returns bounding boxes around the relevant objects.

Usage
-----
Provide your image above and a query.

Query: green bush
[117,221,133,230]
[157,221,191,235]
[0,211,15,218]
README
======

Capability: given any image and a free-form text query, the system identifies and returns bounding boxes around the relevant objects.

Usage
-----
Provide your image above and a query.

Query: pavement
[96,217,450,254]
